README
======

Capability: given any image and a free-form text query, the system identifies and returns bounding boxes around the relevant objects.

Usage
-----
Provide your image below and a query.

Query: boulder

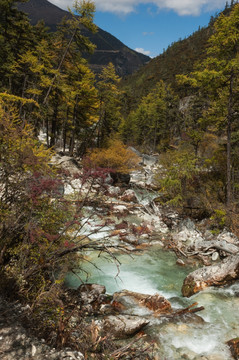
[103,315,149,339]
[112,290,171,315]
[172,218,204,250]
[227,337,239,360]
[217,230,239,246]
[182,254,239,297]
[106,185,121,197]
[67,284,112,313]
[120,189,138,202]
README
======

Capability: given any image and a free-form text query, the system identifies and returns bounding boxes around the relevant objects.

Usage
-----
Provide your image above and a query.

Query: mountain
[120,25,213,103]
[120,6,233,105]
[17,0,150,76]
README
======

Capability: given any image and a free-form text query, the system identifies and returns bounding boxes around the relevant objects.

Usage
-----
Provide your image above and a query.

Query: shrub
[85,138,140,173]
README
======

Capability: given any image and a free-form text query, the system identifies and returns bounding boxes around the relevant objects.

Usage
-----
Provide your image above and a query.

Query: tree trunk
[226,75,234,208]
[43,29,77,105]
[69,97,78,156]
[50,96,58,147]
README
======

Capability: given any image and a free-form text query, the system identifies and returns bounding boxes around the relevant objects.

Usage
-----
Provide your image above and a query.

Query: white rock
[217,230,239,245]
[113,205,128,213]
[31,344,37,356]
[212,252,219,261]
[107,186,121,197]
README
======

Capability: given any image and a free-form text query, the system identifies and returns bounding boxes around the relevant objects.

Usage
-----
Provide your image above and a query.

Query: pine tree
[177,4,239,207]
[0,0,33,92]
[96,63,122,147]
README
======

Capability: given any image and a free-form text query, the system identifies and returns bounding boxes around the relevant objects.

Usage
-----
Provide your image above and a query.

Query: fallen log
[201,240,239,255]
[185,239,239,258]
[182,254,239,297]
[165,302,204,319]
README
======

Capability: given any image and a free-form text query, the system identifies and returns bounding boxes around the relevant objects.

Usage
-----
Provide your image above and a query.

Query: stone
[212,252,219,261]
[112,205,128,214]
[172,218,204,249]
[103,315,149,339]
[217,230,239,246]
[106,186,121,197]
[227,337,239,359]
[120,189,138,202]
[112,290,171,315]
[182,254,239,297]
[176,258,186,266]
[78,283,106,305]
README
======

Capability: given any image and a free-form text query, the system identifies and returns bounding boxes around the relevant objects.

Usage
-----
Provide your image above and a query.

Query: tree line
[0,0,123,155]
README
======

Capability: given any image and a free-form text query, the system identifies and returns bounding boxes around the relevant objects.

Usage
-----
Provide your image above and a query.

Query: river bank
[1,152,239,359]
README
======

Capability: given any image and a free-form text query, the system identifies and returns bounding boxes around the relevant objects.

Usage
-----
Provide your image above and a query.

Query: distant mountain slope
[17,0,150,76]
[121,25,213,103]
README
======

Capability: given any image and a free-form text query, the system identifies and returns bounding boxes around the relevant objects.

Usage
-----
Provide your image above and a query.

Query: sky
[48,0,227,58]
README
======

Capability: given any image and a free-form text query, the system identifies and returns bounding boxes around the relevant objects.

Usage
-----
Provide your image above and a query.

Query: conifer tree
[96,62,122,147]
[177,4,239,207]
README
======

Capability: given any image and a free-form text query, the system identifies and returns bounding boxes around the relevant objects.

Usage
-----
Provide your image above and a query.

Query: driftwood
[167,240,188,258]
[165,302,204,319]
[186,240,239,257]
[110,334,154,359]
[182,254,239,297]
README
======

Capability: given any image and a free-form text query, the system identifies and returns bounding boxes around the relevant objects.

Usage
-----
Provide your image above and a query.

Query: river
[66,243,239,359]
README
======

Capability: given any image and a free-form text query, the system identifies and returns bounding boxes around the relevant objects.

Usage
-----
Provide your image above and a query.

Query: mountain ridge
[17,0,150,76]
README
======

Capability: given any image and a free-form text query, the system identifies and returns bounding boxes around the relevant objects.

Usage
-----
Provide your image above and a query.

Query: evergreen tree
[96,62,122,147]
[124,81,178,151]
[177,4,239,207]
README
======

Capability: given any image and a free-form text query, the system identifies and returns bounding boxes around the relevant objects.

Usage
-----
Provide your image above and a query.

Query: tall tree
[177,4,239,208]
[43,0,97,105]
[96,62,122,147]
[0,0,33,92]
[123,80,178,151]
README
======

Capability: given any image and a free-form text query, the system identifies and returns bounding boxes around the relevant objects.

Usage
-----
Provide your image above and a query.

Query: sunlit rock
[120,189,138,202]
[176,258,186,266]
[212,252,219,261]
[112,290,171,316]
[182,255,239,297]
[172,218,204,249]
[217,230,239,246]
[227,337,239,360]
[103,315,149,339]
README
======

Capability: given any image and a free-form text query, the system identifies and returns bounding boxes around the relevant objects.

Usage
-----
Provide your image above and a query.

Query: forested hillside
[121,1,239,225]
[18,0,150,76]
[1,0,239,358]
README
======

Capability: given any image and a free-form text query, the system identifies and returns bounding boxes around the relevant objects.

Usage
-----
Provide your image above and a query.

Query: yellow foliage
[0,92,39,107]
[86,139,140,173]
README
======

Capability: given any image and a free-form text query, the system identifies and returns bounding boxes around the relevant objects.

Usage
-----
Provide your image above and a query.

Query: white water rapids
[66,243,239,359]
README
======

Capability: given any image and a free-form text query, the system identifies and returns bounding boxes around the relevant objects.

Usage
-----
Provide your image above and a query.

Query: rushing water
[66,244,239,359]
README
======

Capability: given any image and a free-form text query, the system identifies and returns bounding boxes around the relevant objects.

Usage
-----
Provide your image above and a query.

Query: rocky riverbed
[1,151,239,359]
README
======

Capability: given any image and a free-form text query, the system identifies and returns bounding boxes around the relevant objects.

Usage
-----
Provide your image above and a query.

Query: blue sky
[49,0,227,58]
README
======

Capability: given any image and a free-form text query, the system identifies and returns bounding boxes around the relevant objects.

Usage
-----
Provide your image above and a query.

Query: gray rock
[103,315,149,338]
[107,186,121,197]
[182,254,239,297]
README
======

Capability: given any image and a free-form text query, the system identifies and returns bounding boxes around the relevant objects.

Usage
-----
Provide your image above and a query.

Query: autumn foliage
[85,138,140,173]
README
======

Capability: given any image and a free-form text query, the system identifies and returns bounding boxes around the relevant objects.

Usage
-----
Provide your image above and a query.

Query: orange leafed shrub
[86,139,140,173]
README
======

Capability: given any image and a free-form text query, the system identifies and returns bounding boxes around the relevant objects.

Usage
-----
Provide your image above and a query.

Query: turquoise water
[66,245,239,359]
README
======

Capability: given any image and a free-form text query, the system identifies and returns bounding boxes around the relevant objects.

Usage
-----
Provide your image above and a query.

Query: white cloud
[135,47,151,56]
[49,0,226,16]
